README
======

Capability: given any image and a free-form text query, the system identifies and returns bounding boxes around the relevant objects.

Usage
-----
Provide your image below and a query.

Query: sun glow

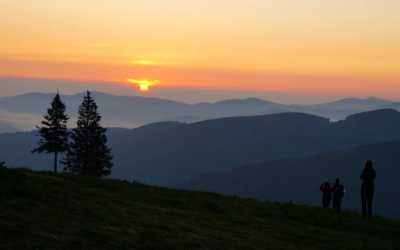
[127,79,160,92]
[131,60,156,66]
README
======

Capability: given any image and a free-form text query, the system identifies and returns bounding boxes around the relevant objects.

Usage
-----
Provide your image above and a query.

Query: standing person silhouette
[361,160,376,219]
[320,181,332,208]
[332,178,345,213]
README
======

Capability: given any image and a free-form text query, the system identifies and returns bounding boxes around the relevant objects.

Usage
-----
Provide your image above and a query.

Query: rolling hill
[1,109,400,188]
[0,168,398,250]
[84,109,400,186]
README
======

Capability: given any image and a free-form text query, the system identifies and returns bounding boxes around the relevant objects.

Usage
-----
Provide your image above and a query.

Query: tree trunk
[54,151,58,173]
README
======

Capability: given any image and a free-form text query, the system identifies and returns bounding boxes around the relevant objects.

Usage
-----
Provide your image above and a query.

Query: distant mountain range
[289,97,394,121]
[0,92,397,131]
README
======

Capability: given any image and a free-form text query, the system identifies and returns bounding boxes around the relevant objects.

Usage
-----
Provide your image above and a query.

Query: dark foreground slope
[0,168,399,250]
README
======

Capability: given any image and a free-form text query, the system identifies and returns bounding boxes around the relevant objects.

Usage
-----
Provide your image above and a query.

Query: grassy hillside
[0,168,399,250]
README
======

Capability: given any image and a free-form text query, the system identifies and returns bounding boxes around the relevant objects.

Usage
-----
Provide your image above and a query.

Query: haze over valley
[0,87,398,133]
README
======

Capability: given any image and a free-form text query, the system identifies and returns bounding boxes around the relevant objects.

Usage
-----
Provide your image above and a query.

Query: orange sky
[1,0,399,96]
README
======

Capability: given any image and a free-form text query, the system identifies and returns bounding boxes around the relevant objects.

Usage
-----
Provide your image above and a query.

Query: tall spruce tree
[64,91,113,177]
[33,93,69,173]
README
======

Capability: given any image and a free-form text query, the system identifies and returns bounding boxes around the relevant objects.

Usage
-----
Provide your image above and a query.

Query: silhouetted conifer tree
[64,91,113,177]
[0,161,6,168]
[33,93,69,173]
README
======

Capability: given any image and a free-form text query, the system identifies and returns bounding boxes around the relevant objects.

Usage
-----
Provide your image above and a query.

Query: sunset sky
[1,0,399,102]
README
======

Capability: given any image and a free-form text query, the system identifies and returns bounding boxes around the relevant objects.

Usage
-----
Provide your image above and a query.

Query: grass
[0,168,399,250]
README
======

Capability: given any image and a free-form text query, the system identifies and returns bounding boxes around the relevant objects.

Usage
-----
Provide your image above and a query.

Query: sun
[131,60,156,66]
[139,83,150,92]
[127,79,160,92]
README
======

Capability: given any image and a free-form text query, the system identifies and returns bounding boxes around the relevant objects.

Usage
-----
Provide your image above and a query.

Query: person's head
[365,160,374,170]
[335,178,340,184]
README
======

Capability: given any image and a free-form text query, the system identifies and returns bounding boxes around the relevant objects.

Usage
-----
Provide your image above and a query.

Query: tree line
[33,91,113,177]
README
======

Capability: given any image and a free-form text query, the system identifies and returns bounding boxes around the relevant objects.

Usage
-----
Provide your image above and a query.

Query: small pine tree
[0,161,6,168]
[64,91,113,177]
[33,93,69,173]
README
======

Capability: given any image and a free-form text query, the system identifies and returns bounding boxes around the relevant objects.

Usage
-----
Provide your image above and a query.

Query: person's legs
[367,188,374,219]
[333,198,340,212]
[322,195,328,208]
[367,197,372,219]
[361,187,367,219]
[337,199,342,213]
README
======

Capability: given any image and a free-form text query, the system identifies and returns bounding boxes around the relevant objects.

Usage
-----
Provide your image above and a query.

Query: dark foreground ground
[0,168,399,250]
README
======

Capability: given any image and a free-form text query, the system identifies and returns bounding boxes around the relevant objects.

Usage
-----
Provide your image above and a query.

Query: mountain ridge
[0,91,398,130]
[1,109,400,185]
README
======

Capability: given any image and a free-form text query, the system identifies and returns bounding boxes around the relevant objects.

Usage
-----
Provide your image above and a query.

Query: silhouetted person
[332,178,345,213]
[320,181,332,208]
[361,160,376,219]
